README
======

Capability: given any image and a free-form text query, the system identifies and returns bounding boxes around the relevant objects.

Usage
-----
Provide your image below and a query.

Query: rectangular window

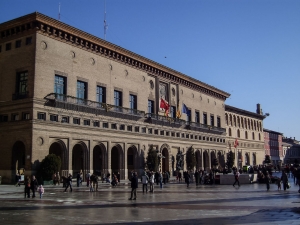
[120,124,125,130]
[114,90,122,107]
[176,133,180,137]
[129,94,137,112]
[181,133,184,138]
[5,43,11,51]
[22,112,30,120]
[154,129,158,135]
[37,112,46,120]
[148,128,152,134]
[77,81,87,103]
[160,130,164,136]
[203,113,207,125]
[142,127,146,133]
[170,106,176,118]
[25,37,32,45]
[187,109,191,122]
[15,40,21,48]
[103,122,108,128]
[135,126,139,132]
[111,123,117,129]
[61,116,69,123]
[84,120,90,126]
[54,75,66,98]
[148,100,154,114]
[93,121,100,127]
[127,126,132,131]
[73,118,80,125]
[50,114,58,122]
[186,134,189,139]
[166,131,169,136]
[217,117,221,128]
[195,111,200,123]
[0,114,8,122]
[12,114,19,121]
[96,86,106,103]
[16,71,28,94]
[210,115,214,126]
[171,132,175,137]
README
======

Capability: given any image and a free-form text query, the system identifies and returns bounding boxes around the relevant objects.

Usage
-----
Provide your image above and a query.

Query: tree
[226,151,234,171]
[186,146,196,170]
[146,145,160,171]
[37,154,61,181]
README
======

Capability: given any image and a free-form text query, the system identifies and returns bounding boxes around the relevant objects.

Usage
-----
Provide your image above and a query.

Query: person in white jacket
[149,172,155,193]
[141,171,149,193]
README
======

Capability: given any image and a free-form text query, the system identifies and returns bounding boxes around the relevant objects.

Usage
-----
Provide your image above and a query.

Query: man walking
[129,172,138,200]
[141,171,149,193]
[64,174,73,192]
[233,170,240,187]
[30,175,38,198]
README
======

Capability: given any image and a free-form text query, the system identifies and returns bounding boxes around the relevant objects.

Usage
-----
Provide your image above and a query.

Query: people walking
[57,172,60,185]
[76,172,80,187]
[86,172,91,187]
[149,172,155,193]
[64,174,73,192]
[159,171,163,188]
[185,171,190,188]
[233,170,240,187]
[30,175,38,198]
[277,178,281,190]
[194,170,200,186]
[37,185,44,198]
[281,170,288,191]
[265,171,271,191]
[129,172,138,200]
[24,176,31,198]
[141,171,149,193]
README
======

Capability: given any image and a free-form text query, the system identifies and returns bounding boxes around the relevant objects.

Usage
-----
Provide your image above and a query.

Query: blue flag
[182,103,190,116]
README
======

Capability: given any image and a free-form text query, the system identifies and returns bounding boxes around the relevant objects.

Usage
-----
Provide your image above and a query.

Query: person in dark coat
[76,172,80,187]
[64,174,73,192]
[185,171,190,188]
[265,171,271,191]
[24,176,31,198]
[30,175,38,198]
[194,170,200,186]
[129,172,138,200]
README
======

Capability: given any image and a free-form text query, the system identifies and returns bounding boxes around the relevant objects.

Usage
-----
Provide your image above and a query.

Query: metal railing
[12,91,29,100]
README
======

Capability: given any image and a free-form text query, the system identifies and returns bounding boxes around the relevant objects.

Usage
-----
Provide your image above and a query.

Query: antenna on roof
[58,2,61,21]
[104,0,108,40]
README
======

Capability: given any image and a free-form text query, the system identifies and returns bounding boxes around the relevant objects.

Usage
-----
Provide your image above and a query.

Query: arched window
[229,115,232,126]
[259,133,261,140]
[251,120,253,130]
[237,129,240,138]
[241,117,244,128]
[245,131,248,139]
[254,121,257,131]
[245,119,248,129]
[229,128,232,136]
[225,114,228,125]
[252,132,255,140]
[233,115,236,127]
[237,116,240,127]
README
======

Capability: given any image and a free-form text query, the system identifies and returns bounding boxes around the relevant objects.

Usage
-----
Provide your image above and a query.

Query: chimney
[256,104,262,115]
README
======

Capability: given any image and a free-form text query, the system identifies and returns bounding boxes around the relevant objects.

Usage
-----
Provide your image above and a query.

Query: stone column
[208,150,211,171]
[124,143,128,180]
[201,149,204,170]
[107,141,111,176]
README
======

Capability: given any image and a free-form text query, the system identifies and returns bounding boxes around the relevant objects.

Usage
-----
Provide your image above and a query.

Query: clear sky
[1,0,300,139]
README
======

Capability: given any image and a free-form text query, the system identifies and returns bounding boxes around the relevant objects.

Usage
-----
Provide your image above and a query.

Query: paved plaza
[0,174,299,225]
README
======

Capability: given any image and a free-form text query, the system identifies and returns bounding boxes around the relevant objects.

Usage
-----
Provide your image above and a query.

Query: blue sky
[1,0,300,139]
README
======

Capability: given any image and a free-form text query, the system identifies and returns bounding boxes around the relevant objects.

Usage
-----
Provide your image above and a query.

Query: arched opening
[245,131,248,139]
[49,141,68,177]
[252,153,257,165]
[161,148,169,173]
[127,146,138,178]
[203,151,209,172]
[211,151,217,169]
[195,150,201,170]
[229,128,232,136]
[218,151,225,170]
[111,145,124,179]
[245,153,250,166]
[72,143,88,178]
[252,132,255,140]
[93,144,106,176]
[237,129,240,138]
[12,141,26,178]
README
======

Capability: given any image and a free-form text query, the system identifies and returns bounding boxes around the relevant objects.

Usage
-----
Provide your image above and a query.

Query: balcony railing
[189,121,226,134]
[44,93,145,121]
[144,113,186,128]
[12,91,29,100]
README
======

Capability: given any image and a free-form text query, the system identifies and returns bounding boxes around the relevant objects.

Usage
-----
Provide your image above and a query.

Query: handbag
[287,183,290,189]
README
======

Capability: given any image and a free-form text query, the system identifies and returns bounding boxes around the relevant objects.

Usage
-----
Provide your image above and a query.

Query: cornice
[225,105,265,120]
[0,12,230,100]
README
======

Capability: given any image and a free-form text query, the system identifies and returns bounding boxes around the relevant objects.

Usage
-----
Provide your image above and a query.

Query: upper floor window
[252,132,255,140]
[5,43,11,51]
[170,106,176,118]
[50,114,58,122]
[22,112,30,120]
[15,40,22,48]
[16,71,28,94]
[195,111,200,123]
[129,94,137,111]
[114,90,122,107]
[12,114,19,121]
[203,113,207,125]
[37,112,46,120]
[55,75,66,98]
[228,128,232,136]
[217,117,221,128]
[96,86,106,103]
[148,100,154,114]
[210,115,214,126]
[0,114,8,122]
[245,131,248,139]
[25,37,32,45]
[187,109,191,122]
[77,81,87,102]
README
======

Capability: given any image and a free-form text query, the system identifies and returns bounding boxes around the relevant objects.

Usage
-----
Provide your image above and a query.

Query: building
[263,129,283,166]
[225,104,266,169]
[282,137,300,165]
[0,12,264,183]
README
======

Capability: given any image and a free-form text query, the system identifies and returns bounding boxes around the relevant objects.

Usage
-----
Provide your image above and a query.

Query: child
[277,178,281,190]
[38,185,44,198]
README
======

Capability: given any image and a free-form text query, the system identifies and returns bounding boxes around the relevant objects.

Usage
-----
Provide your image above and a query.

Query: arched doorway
[161,148,169,173]
[12,141,26,177]
[252,153,256,165]
[203,151,209,171]
[72,142,88,178]
[127,146,138,178]
[245,153,250,166]
[195,150,201,170]
[111,145,124,179]
[93,144,106,176]
[49,140,68,177]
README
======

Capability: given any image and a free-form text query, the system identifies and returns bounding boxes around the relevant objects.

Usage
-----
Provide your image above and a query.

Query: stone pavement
[0,174,299,225]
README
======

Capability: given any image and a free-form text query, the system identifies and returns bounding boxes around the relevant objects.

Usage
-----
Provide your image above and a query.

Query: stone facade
[0,12,264,183]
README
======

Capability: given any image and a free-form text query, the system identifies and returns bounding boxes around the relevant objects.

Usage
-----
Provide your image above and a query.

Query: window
[245,131,248,139]
[160,130,164,136]
[171,132,175,137]
[50,114,58,122]
[148,100,154,114]
[135,126,139,132]
[148,128,152,134]
[25,37,32,45]
[120,124,125,130]
[114,90,122,107]
[154,129,158,135]
[170,106,176,118]
[12,114,19,121]
[203,113,207,125]
[129,94,137,112]
[0,45,2,52]
[166,131,169,136]
[96,86,106,103]
[22,112,30,120]
[127,126,132,131]
[16,71,28,94]
[176,133,180,137]
[77,81,87,103]
[55,75,66,98]
[181,133,184,138]
[61,116,69,123]
[195,111,200,123]
[73,118,80,125]
[103,122,108,128]
[15,40,21,48]
[252,132,255,140]
[187,109,191,122]
[93,121,100,127]
[210,115,214,126]
[186,134,189,139]
[217,117,221,128]
[37,112,46,120]
[0,114,8,122]
[84,120,90,126]
[228,128,232,136]
[111,123,117,129]
[142,127,146,133]
[5,43,11,51]
[237,129,240,138]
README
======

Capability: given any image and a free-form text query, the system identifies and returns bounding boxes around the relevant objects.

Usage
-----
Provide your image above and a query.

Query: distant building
[282,137,300,165]
[263,129,283,166]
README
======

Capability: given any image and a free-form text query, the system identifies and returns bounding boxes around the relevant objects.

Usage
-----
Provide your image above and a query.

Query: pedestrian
[24,176,31,198]
[57,172,60,185]
[233,170,240,187]
[185,171,190,188]
[277,178,281,190]
[117,171,120,183]
[76,172,80,187]
[86,171,91,187]
[141,171,149,193]
[178,171,182,183]
[64,174,73,192]
[159,171,163,188]
[37,185,44,198]
[149,172,155,193]
[265,171,271,191]
[31,175,38,198]
[52,173,57,185]
[80,170,83,185]
[281,170,288,191]
[15,173,21,187]
[155,171,159,185]
[194,170,200,186]
[163,172,167,184]
[129,172,138,200]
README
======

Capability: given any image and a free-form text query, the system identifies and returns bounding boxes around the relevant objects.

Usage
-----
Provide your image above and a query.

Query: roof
[225,105,265,120]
